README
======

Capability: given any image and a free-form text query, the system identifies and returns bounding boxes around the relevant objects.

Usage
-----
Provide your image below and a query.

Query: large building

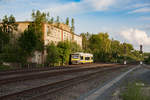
[15,21,82,64]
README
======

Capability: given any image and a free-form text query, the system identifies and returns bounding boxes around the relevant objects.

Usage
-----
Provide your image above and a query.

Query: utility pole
[140,44,143,65]
[123,43,127,65]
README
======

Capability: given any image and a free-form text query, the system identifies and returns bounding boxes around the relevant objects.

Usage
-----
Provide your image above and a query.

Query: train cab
[70,52,93,64]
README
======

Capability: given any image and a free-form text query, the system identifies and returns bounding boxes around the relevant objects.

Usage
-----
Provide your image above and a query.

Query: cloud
[0,0,16,2]
[44,0,118,16]
[84,0,117,11]
[140,16,150,21]
[130,3,150,8]
[120,28,150,46]
[129,7,150,14]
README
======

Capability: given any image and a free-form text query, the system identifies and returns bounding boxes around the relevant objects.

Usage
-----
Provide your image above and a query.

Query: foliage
[57,41,71,65]
[121,82,150,100]
[70,42,82,53]
[49,17,54,24]
[1,15,18,34]
[56,16,60,27]
[0,65,14,71]
[0,15,22,63]
[71,18,75,33]
[46,41,82,66]
[65,17,69,25]
[46,42,59,66]
[89,33,111,62]
[0,43,26,63]
[31,10,50,51]
[18,27,38,57]
[81,32,141,63]
[80,32,91,52]
[144,53,150,64]
[0,27,9,53]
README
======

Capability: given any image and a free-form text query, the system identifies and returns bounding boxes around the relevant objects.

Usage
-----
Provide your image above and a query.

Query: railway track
[0,64,121,85]
[0,66,74,76]
[0,63,117,76]
[0,65,129,100]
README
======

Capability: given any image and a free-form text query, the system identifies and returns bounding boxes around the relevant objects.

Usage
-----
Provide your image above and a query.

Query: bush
[121,82,150,100]
[0,65,13,71]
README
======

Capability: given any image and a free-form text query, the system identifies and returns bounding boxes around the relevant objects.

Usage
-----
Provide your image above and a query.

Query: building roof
[1,21,82,38]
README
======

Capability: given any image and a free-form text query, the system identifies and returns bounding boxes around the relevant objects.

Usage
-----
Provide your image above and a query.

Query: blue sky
[0,0,150,51]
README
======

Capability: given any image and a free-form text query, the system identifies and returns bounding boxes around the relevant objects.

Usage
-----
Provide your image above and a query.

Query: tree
[0,27,9,53]
[32,10,48,23]
[57,41,71,65]
[70,42,82,53]
[71,18,75,33]
[1,15,18,34]
[0,15,18,44]
[0,15,19,63]
[89,33,111,62]
[80,32,91,52]
[46,42,59,66]
[31,10,50,51]
[56,16,60,27]
[110,40,122,62]
[49,17,54,24]
[18,27,38,57]
[65,17,69,25]
[0,43,26,63]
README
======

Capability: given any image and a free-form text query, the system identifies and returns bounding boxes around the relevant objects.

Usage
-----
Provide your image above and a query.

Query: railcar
[70,52,93,64]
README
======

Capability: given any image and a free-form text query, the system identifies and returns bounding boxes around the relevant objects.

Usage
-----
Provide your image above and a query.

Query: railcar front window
[72,54,79,59]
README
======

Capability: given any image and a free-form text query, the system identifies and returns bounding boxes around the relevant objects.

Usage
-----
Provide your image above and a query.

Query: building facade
[15,21,82,64]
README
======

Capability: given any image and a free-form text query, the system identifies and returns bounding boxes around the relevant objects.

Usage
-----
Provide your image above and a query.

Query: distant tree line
[80,32,142,63]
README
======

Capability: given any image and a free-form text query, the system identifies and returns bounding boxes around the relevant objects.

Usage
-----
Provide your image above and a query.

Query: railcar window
[72,54,79,59]
[85,57,90,60]
[80,56,83,60]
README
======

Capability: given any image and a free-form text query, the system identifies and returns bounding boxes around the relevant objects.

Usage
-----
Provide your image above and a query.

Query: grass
[121,82,150,100]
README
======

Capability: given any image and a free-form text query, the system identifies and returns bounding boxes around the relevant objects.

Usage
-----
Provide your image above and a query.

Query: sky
[0,0,150,52]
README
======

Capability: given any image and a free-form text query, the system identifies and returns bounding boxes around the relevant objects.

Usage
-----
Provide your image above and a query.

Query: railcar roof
[71,52,93,56]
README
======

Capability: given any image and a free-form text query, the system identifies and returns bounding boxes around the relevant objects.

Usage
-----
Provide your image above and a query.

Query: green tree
[56,16,60,27]
[0,43,26,63]
[1,15,18,34]
[80,32,91,52]
[110,40,122,62]
[65,17,69,25]
[57,41,71,65]
[89,33,111,62]
[18,27,38,57]
[31,10,50,51]
[71,18,75,33]
[0,15,19,64]
[46,42,59,66]
[49,17,54,24]
[70,42,82,53]
[0,27,9,53]
[0,15,18,45]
